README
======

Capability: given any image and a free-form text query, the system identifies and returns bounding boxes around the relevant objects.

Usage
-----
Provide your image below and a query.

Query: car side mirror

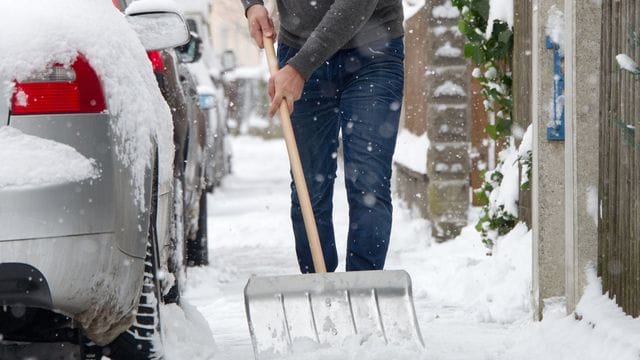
[176,32,203,64]
[125,0,190,51]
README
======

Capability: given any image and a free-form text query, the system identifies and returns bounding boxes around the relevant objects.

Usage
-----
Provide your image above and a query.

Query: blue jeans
[278,37,404,273]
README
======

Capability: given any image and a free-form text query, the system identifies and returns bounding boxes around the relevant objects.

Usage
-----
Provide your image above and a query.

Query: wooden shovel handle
[263,37,327,273]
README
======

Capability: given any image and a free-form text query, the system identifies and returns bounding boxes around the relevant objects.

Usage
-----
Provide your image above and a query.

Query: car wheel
[108,170,164,360]
[186,189,208,266]
[164,177,186,305]
[108,238,164,360]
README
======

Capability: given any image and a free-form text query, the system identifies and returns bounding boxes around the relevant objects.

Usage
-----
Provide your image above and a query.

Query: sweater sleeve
[286,1,380,80]
[241,0,264,16]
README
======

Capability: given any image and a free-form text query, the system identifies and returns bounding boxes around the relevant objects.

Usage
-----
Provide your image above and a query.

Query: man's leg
[278,43,341,273]
[338,37,404,271]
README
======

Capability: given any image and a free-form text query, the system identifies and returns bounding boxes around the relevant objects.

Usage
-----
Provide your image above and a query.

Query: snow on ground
[173,135,640,359]
[486,0,514,37]
[394,128,430,174]
[0,126,100,188]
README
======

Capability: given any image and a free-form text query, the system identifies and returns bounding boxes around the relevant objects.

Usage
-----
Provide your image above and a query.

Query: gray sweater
[242,0,404,79]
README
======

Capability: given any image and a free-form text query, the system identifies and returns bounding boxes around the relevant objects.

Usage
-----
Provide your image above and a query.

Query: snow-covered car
[196,76,233,190]
[147,45,210,270]
[0,1,189,358]
[181,2,233,190]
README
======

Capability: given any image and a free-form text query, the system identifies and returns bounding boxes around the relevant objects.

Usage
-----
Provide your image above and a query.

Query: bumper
[0,233,144,344]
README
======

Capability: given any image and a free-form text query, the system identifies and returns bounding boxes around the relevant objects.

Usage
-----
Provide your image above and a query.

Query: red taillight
[11,55,106,115]
[147,51,166,73]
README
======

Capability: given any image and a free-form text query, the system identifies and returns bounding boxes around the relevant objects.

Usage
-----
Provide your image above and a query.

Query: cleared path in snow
[184,135,523,359]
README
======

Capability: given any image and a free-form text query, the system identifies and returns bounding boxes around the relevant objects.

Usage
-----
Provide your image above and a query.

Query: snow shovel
[244,37,424,359]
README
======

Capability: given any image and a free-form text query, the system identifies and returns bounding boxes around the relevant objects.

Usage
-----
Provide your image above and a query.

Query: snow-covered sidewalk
[178,135,639,360]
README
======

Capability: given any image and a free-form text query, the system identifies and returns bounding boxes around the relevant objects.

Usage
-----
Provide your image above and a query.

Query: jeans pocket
[277,42,298,68]
[363,36,404,61]
[383,36,405,61]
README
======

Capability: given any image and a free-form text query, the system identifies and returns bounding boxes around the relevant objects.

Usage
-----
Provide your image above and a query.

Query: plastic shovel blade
[244,270,424,359]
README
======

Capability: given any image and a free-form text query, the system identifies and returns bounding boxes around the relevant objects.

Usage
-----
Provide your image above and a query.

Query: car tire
[108,167,164,360]
[107,239,164,360]
[164,177,186,305]
[186,189,208,266]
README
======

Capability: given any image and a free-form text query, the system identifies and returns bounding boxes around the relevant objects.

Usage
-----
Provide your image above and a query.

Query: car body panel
[2,113,150,260]
[0,233,144,344]
[1,114,115,241]
[153,49,206,245]
[177,64,206,239]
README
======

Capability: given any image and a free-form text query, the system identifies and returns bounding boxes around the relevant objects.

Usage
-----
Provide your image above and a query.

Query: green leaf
[470,0,491,22]
[485,123,498,139]
[464,43,484,63]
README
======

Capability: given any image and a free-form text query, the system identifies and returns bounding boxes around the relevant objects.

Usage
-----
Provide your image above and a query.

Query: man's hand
[268,65,304,117]
[247,5,274,49]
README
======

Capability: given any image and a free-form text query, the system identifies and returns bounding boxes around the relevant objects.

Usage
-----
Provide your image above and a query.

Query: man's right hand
[246,5,275,49]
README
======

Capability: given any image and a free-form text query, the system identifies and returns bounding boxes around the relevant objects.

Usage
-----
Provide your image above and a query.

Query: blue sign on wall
[546,36,565,141]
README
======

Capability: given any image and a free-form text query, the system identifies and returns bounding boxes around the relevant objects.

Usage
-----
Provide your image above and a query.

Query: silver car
[0,2,189,359]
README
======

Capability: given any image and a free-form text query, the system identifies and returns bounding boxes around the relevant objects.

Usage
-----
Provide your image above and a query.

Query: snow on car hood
[0,0,173,206]
[0,126,100,189]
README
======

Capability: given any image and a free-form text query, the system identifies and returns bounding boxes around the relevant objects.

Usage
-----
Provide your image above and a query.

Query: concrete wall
[531,0,601,318]
[209,0,262,67]
[531,0,566,319]
[563,0,601,315]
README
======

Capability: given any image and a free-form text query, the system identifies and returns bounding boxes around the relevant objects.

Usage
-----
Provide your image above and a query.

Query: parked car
[181,4,233,190]
[0,1,189,359]
[146,44,209,271]
[196,72,233,191]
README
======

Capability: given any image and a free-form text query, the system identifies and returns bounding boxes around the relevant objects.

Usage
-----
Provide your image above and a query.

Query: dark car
[148,44,210,273]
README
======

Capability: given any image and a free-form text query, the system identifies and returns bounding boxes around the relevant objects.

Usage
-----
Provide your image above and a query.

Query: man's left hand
[268,65,304,117]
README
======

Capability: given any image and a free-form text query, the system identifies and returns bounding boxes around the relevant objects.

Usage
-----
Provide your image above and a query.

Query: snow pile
[546,5,565,52]
[616,54,640,74]
[435,42,462,58]
[393,129,429,174]
[402,0,425,23]
[391,222,533,324]
[434,80,465,97]
[0,126,100,189]
[504,269,640,360]
[433,25,462,37]
[486,0,514,37]
[0,0,174,206]
[489,139,520,217]
[586,186,599,225]
[161,301,217,360]
[432,0,460,19]
[126,0,184,14]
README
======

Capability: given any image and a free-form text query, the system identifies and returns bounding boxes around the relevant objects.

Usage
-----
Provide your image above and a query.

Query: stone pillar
[563,0,600,314]
[425,0,471,241]
[531,0,566,320]
[395,1,472,236]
